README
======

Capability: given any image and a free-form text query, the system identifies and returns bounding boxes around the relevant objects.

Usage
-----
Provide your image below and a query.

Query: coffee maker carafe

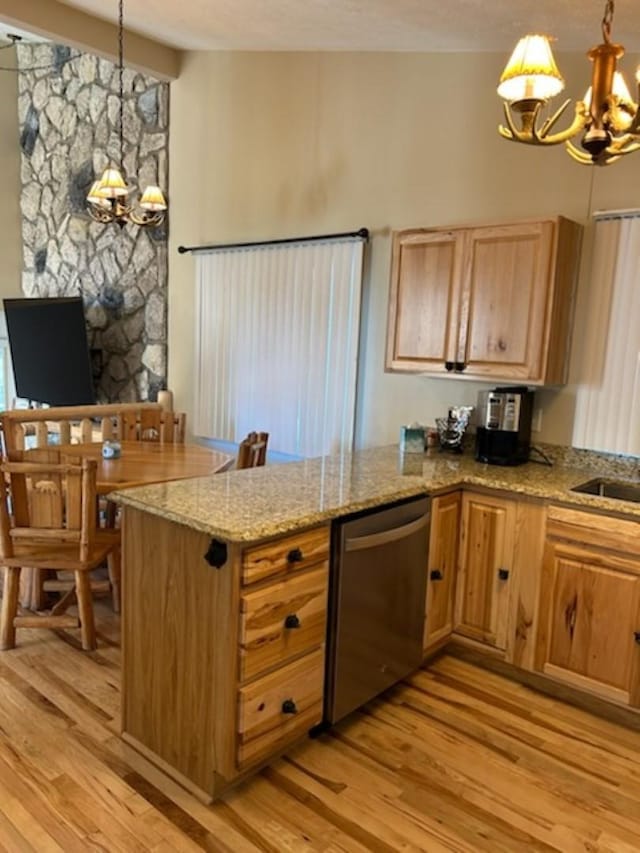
[475,387,534,466]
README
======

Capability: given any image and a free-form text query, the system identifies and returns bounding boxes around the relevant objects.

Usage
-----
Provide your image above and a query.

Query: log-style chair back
[118,409,186,444]
[0,449,121,651]
[236,431,269,469]
[0,402,165,452]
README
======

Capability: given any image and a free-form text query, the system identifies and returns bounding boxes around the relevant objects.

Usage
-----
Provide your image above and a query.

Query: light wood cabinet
[536,506,640,707]
[453,492,545,665]
[234,525,329,776]
[241,525,329,585]
[237,649,325,768]
[386,217,582,385]
[239,565,329,682]
[454,492,516,650]
[121,507,330,801]
[424,492,460,652]
[235,526,329,772]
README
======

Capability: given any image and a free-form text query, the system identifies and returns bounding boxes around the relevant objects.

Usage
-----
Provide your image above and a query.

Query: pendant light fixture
[497,0,640,166]
[86,0,167,226]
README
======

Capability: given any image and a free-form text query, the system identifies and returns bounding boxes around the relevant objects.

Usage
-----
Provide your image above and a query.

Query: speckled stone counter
[111,445,640,543]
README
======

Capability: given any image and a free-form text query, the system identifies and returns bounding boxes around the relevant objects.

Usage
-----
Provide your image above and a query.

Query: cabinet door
[456,221,554,381]
[386,230,464,372]
[538,544,640,706]
[424,492,460,651]
[454,493,516,650]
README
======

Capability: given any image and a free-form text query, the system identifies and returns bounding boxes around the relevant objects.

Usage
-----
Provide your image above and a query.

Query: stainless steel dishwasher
[325,495,430,725]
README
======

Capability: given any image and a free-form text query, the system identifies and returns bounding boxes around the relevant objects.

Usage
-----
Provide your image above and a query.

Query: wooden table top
[57,441,233,494]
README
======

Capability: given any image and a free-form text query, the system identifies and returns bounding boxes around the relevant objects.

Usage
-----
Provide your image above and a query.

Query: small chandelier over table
[496,0,640,166]
[86,0,167,226]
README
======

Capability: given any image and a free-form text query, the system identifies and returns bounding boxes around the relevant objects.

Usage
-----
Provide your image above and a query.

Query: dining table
[56,440,233,494]
[17,441,233,610]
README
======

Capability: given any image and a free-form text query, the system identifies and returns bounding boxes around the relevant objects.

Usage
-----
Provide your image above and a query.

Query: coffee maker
[475,387,534,466]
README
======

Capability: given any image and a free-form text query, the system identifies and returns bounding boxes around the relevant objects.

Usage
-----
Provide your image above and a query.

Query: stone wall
[16,43,169,402]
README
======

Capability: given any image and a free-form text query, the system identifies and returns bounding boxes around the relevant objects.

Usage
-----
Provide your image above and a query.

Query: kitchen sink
[570,478,640,503]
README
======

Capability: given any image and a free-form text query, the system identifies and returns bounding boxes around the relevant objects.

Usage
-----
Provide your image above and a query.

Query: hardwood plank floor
[1,602,640,852]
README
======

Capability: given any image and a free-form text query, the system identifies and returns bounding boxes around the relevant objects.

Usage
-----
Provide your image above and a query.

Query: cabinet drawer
[241,525,330,585]
[547,505,640,561]
[237,648,324,768]
[239,565,329,682]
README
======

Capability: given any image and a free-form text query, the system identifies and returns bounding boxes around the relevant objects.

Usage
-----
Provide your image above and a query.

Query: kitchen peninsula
[113,445,640,801]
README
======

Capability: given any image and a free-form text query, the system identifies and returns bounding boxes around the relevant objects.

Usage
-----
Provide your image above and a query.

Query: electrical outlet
[532,408,543,433]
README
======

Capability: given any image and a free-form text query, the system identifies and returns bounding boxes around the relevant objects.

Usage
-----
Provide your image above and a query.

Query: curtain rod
[177,227,369,255]
[593,208,640,221]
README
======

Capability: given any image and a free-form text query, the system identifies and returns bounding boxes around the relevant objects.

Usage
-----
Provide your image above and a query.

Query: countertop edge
[110,448,640,544]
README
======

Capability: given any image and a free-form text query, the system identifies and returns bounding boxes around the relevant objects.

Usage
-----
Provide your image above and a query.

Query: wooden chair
[236,431,269,469]
[0,451,121,651]
[117,409,186,444]
[0,402,164,453]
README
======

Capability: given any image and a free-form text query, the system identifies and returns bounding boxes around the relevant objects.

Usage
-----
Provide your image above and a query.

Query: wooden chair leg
[108,549,121,614]
[104,500,118,529]
[74,571,96,651]
[21,567,56,611]
[1,566,21,650]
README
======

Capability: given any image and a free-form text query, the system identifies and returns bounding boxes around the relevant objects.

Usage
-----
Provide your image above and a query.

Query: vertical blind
[572,213,640,455]
[193,236,365,458]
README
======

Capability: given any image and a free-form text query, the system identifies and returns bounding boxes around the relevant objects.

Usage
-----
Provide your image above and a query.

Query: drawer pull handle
[287,548,303,564]
[284,614,301,629]
[430,569,443,581]
[498,568,510,581]
[444,361,454,372]
[282,699,298,714]
[634,631,640,645]
[455,361,466,372]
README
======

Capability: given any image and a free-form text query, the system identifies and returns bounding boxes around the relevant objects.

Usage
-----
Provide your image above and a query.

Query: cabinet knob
[282,699,298,714]
[634,631,640,645]
[455,361,466,372]
[444,361,454,372]
[430,569,444,581]
[204,538,227,569]
[287,548,303,564]
[284,614,301,629]
[498,568,510,581]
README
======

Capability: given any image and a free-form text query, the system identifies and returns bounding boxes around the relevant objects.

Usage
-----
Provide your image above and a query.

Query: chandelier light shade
[497,35,565,103]
[86,0,167,226]
[496,0,640,166]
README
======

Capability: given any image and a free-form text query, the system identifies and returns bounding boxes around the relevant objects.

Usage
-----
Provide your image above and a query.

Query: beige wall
[168,50,640,450]
[0,47,22,301]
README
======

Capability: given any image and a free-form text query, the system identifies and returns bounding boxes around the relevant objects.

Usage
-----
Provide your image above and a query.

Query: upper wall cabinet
[385,217,583,385]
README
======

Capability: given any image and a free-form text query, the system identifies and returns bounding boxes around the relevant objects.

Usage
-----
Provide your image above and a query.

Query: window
[193,235,365,458]
[572,213,640,455]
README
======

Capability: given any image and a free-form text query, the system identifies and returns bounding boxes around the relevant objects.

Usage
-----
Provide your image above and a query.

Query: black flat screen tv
[4,297,96,406]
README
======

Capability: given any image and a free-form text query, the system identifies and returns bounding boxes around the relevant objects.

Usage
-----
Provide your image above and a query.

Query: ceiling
[55,0,640,53]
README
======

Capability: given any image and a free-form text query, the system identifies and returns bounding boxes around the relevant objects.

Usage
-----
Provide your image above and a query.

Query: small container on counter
[399,424,426,454]
[102,440,121,459]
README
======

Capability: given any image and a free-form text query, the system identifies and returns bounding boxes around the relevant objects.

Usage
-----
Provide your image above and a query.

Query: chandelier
[86,0,167,226]
[496,0,640,166]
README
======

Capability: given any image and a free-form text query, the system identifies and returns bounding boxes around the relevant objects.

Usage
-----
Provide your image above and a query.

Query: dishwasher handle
[344,513,429,552]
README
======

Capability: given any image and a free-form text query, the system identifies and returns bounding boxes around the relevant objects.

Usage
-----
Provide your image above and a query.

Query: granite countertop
[110,445,640,543]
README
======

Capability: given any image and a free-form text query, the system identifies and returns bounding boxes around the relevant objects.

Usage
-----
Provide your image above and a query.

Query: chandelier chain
[118,0,124,171]
[86,0,167,225]
[601,0,614,43]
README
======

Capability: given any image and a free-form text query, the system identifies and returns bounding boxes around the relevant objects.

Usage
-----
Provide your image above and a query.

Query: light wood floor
[1,603,640,852]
